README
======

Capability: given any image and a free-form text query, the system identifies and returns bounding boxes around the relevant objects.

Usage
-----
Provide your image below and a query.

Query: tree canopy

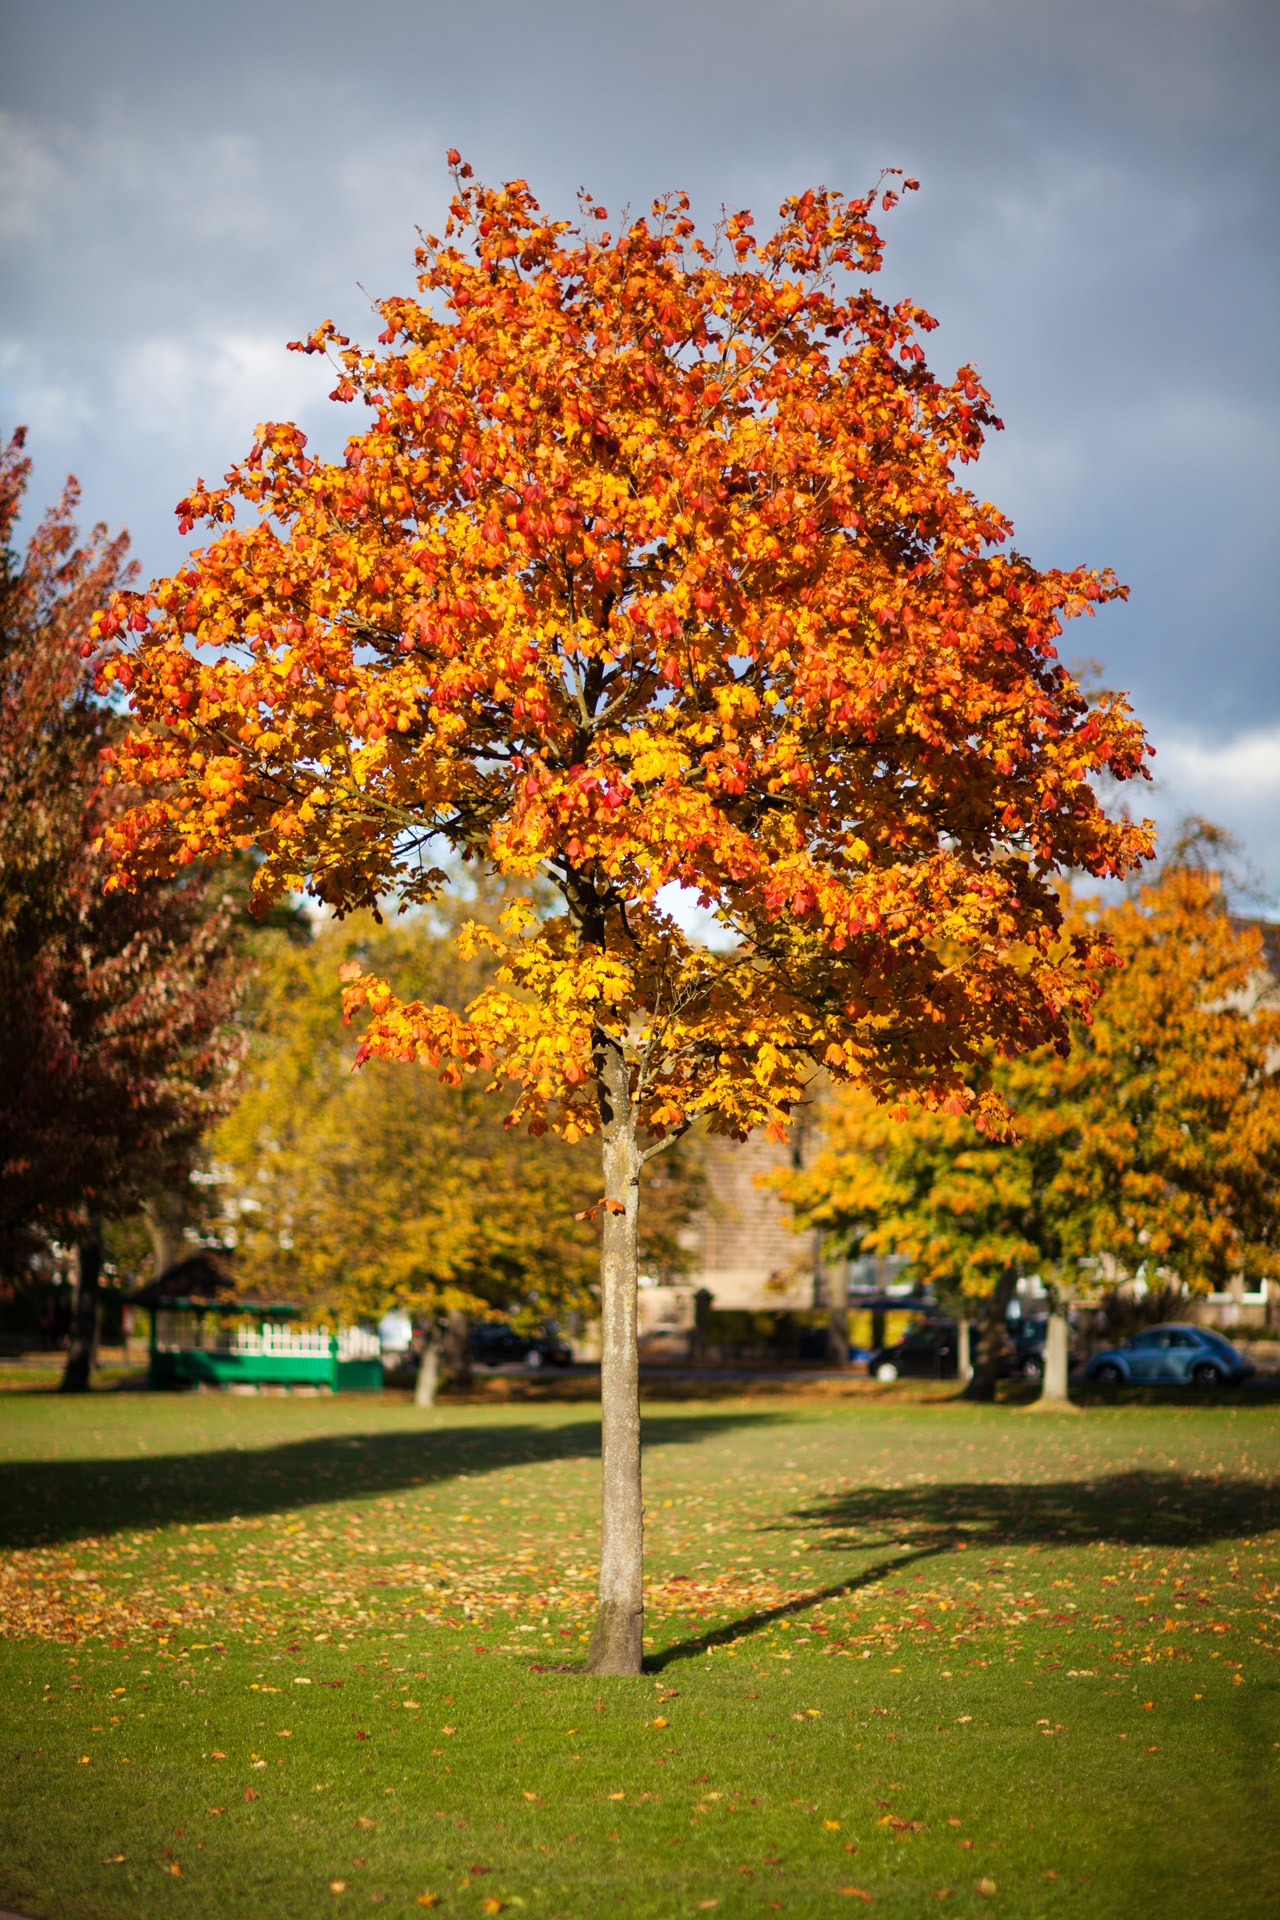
[779,844,1280,1310]
[0,432,243,1267]
[212,905,608,1327]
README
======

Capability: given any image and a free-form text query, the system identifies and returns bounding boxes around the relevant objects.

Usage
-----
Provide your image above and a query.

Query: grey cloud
[3,0,1277,875]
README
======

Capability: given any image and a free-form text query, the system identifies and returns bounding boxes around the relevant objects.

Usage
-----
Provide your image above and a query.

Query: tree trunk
[142,1189,187,1279]
[961,1272,1016,1402]
[414,1329,439,1408]
[585,1032,644,1677]
[956,1317,972,1386]
[690,1286,712,1365]
[440,1308,471,1390]
[60,1224,103,1394]
[822,1242,848,1367]
[1036,1308,1077,1407]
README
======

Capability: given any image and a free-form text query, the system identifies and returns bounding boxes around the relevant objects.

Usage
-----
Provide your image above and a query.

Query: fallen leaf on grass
[481,1905,501,1918]
[358,1817,375,1829]
[415,1898,437,1909]
[210,1750,226,1760]
[208,1808,224,1817]
[441,1725,456,1736]
[957,1841,974,1851]
[976,1879,997,1898]
[102,1855,126,1865]
[696,1903,719,1912]
[946,1818,962,1828]
[839,1888,872,1903]
[276,1729,292,1738]
[934,1892,953,1901]
[652,1716,668,1728]
[243,1789,258,1802]
[168,1863,182,1877]
[330,1880,347,1893]
[824,1819,840,1831]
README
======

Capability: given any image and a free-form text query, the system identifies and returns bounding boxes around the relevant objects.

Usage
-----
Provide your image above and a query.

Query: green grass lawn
[0,1385,1277,1920]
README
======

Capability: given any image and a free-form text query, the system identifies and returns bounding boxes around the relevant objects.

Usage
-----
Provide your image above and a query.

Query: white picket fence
[227,1324,381,1359]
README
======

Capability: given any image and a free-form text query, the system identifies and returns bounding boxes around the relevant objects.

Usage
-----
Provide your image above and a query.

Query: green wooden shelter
[133,1255,382,1392]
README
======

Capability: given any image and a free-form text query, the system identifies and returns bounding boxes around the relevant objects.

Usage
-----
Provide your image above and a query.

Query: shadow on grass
[648,1466,1279,1669]
[0,1411,784,1552]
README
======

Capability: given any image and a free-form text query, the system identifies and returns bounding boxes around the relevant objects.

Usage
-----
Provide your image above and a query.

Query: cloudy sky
[4,0,1277,887]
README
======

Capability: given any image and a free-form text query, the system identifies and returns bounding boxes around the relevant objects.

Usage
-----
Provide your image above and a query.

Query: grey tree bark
[1036,1308,1077,1407]
[414,1329,439,1408]
[961,1272,1016,1402]
[440,1308,472,1390]
[956,1317,972,1386]
[142,1190,187,1279]
[585,1030,644,1677]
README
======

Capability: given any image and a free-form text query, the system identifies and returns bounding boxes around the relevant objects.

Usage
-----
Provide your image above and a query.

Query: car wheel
[1191,1361,1222,1387]
[875,1362,899,1382]
[1093,1361,1124,1386]
[525,1349,543,1370]
[1021,1354,1044,1381]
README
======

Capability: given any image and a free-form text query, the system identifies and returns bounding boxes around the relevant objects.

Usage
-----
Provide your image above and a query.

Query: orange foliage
[96,160,1152,1150]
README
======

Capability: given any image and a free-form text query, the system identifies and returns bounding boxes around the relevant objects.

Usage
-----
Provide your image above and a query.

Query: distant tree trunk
[142,1189,187,1278]
[823,1243,848,1367]
[414,1328,439,1408]
[961,1272,1016,1402]
[956,1317,972,1386]
[60,1221,103,1393]
[1037,1307,1075,1407]
[585,1029,644,1678]
[690,1286,712,1364]
[440,1309,471,1390]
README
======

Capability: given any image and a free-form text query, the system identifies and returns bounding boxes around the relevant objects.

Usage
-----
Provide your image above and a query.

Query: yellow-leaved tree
[210,902,609,1397]
[780,832,1280,1404]
[99,162,1151,1671]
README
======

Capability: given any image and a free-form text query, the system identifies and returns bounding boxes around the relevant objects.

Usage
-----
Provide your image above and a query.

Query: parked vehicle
[868,1318,964,1381]
[868,1315,1040,1382]
[468,1321,573,1370]
[1082,1323,1253,1388]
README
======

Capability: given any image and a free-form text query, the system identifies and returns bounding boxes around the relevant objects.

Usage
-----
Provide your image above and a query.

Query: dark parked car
[468,1322,573,1369]
[1082,1323,1252,1388]
[868,1318,964,1381]
[868,1316,1045,1382]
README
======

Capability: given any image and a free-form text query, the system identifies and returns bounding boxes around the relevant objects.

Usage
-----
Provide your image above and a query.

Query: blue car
[1083,1323,1253,1388]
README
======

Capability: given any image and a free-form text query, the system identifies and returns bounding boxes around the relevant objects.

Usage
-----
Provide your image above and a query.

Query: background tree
[0,432,245,1389]
[100,162,1152,1670]
[781,833,1280,1402]
[209,902,607,1398]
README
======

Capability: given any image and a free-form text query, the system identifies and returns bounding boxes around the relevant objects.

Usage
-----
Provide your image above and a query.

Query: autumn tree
[781,834,1280,1404]
[210,903,605,1396]
[0,432,244,1390]
[98,161,1151,1670]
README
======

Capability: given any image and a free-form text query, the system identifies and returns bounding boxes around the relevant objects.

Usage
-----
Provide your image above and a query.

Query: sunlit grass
[0,1388,1277,1917]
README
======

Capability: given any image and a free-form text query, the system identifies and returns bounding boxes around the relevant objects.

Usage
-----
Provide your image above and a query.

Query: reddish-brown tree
[0,432,245,1389]
[99,164,1152,1665]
